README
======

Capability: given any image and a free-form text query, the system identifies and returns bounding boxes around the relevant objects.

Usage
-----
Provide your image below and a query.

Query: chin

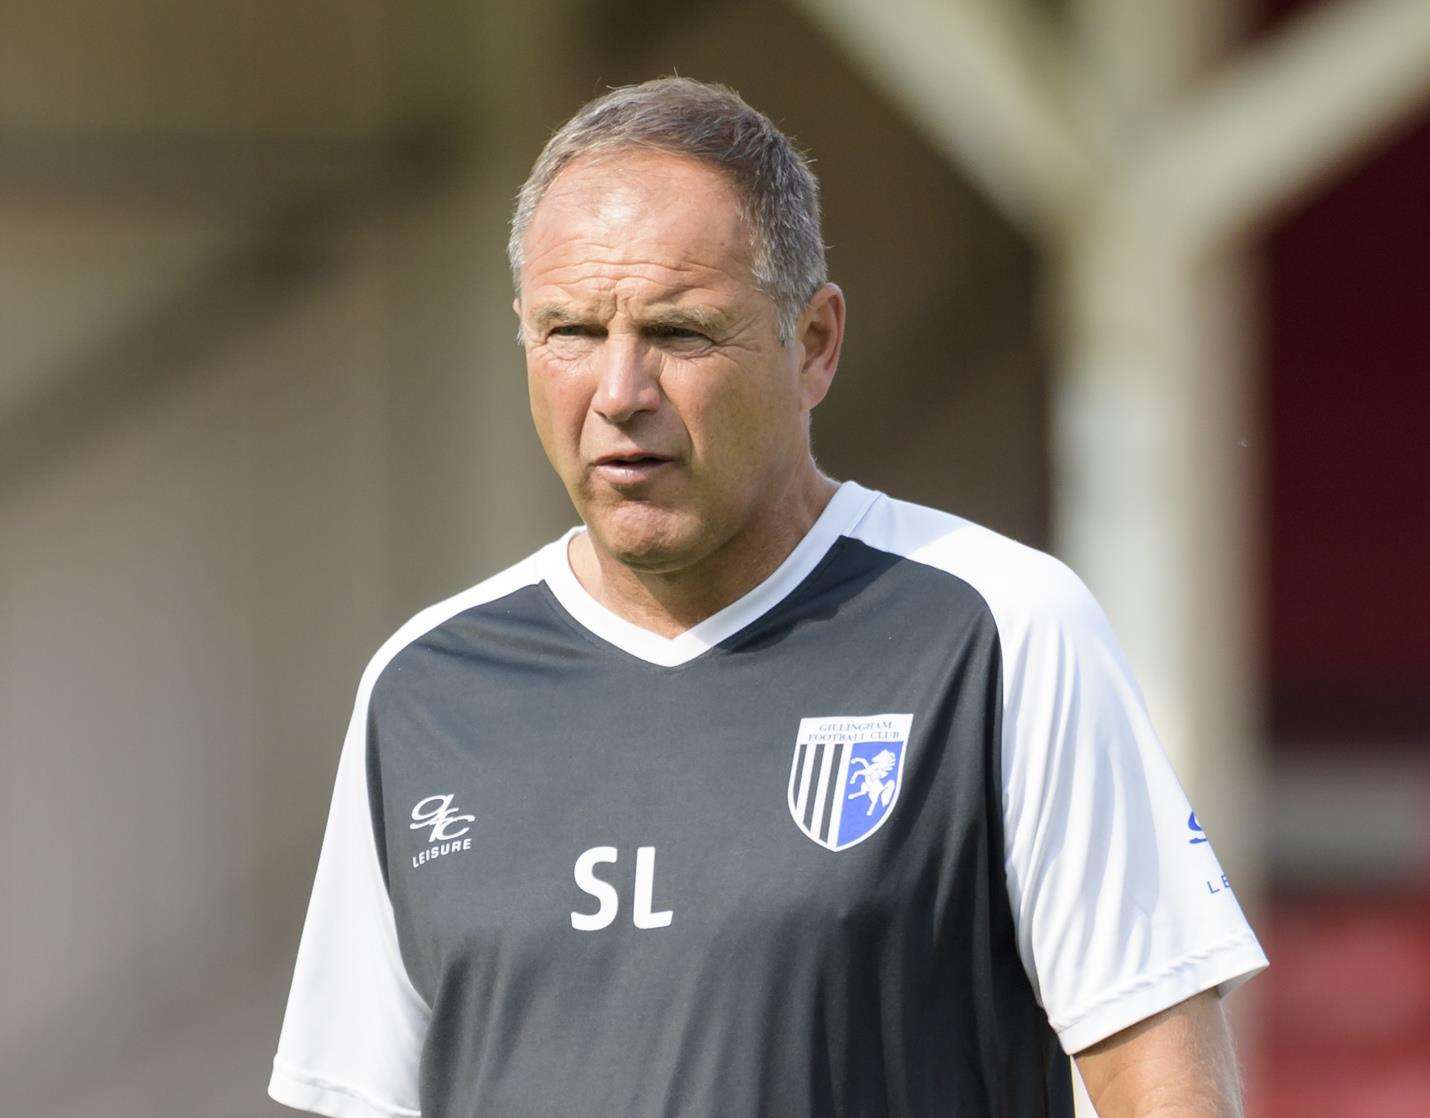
[588,500,706,573]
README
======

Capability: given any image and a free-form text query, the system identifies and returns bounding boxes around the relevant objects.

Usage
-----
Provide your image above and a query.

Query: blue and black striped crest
[788,714,913,851]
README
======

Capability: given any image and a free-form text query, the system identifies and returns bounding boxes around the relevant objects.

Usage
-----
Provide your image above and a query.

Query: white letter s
[571,846,619,931]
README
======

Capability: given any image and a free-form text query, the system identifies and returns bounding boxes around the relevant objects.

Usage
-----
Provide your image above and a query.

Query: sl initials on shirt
[571,846,674,930]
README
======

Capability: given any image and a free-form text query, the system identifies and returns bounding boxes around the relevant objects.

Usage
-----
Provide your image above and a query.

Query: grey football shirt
[270,480,1266,1117]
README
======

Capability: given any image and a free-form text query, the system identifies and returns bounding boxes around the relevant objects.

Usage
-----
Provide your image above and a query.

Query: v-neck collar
[538,480,880,668]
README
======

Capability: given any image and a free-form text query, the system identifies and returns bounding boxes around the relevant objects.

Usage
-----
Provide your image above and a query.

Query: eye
[549,323,600,338]
[647,324,709,344]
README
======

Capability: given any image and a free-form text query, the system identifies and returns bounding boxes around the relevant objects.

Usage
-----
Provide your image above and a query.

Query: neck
[569,463,841,639]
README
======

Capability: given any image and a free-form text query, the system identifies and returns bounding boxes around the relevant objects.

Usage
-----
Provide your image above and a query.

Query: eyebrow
[641,304,732,336]
[527,304,586,334]
[526,301,734,337]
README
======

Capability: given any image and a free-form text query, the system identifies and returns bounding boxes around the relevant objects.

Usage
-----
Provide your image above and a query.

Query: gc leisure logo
[410,793,475,869]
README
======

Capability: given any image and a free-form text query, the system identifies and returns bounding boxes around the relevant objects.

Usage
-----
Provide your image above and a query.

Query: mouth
[591,452,676,484]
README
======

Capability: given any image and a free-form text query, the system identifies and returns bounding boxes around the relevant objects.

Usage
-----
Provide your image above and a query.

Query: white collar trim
[538,480,880,667]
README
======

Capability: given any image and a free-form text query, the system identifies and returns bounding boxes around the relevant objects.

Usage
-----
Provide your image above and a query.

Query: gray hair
[508,77,827,344]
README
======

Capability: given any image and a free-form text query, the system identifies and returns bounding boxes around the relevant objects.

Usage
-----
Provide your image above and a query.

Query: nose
[591,335,662,424]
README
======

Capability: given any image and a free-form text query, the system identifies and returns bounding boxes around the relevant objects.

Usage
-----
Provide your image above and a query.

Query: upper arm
[1074,988,1243,1117]
[995,556,1267,1053]
[268,673,429,1118]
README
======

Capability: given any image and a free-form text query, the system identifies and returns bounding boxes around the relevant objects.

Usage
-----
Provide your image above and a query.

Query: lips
[593,450,673,467]
[590,451,676,484]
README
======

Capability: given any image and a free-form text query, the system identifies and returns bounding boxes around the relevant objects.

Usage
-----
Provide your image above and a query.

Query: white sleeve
[269,678,430,1117]
[1000,560,1268,1055]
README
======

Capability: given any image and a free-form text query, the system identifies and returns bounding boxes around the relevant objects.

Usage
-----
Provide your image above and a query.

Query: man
[269,78,1266,1117]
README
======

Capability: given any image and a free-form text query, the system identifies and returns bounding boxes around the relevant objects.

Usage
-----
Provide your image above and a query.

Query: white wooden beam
[1132,0,1430,247]
[788,0,1097,235]
[1068,0,1243,134]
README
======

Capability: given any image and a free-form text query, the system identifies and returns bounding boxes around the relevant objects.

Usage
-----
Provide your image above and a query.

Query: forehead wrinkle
[527,252,749,312]
[522,178,756,288]
[525,267,755,337]
[535,260,717,292]
[527,280,739,335]
[525,235,749,285]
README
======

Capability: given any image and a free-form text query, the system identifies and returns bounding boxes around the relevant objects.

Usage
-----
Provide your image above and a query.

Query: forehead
[519,150,758,303]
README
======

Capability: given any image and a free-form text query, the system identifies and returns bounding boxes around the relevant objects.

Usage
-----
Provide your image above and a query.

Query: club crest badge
[787,714,914,851]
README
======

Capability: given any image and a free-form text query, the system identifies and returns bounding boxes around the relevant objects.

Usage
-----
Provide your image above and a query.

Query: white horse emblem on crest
[848,749,898,814]
[788,714,914,851]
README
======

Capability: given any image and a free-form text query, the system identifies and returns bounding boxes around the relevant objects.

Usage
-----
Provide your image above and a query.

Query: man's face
[516,149,813,573]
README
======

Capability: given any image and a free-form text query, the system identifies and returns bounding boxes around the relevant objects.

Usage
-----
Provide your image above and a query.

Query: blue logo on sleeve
[1187,811,1209,844]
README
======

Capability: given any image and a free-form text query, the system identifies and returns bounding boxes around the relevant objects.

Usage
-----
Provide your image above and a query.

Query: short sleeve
[999,561,1268,1055]
[269,677,430,1117]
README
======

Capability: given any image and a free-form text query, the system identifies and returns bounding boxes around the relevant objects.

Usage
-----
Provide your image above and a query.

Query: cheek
[677,363,799,473]
[527,359,590,467]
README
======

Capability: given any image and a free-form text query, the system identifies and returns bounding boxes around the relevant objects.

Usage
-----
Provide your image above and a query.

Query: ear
[512,295,526,346]
[795,283,845,412]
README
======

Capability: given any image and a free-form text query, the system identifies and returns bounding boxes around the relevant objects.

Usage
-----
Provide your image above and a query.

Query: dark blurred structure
[1257,3,1430,1106]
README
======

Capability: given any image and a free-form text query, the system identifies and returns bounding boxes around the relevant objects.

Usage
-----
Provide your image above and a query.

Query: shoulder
[849,488,1103,653]
[355,540,555,707]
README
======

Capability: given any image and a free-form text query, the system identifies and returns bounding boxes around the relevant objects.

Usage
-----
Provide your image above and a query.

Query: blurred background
[1,1,1427,1115]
